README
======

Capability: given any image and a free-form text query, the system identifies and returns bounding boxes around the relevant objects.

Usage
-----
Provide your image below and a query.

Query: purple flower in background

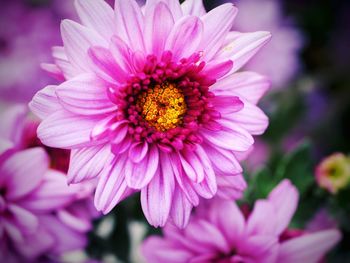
[0,105,98,262]
[230,0,304,88]
[142,180,341,263]
[0,0,62,102]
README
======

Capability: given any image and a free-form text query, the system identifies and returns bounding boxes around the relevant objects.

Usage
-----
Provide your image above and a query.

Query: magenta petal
[1,148,49,200]
[68,144,112,184]
[165,16,203,61]
[51,46,80,79]
[278,230,341,263]
[110,36,133,73]
[56,73,118,115]
[141,160,174,227]
[125,145,159,189]
[29,85,61,120]
[202,60,233,80]
[129,141,149,163]
[75,0,115,41]
[239,235,278,262]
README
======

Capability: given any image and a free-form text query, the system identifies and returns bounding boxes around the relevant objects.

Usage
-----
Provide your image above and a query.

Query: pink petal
[169,153,199,206]
[41,63,65,81]
[181,0,206,16]
[239,235,278,262]
[29,85,61,120]
[145,0,183,21]
[202,122,254,152]
[216,31,272,72]
[208,200,245,244]
[129,141,149,163]
[246,200,276,236]
[223,99,269,135]
[114,0,145,51]
[1,148,49,200]
[75,0,115,41]
[278,230,341,263]
[268,179,299,236]
[216,174,247,200]
[211,71,270,105]
[165,16,203,61]
[39,215,87,254]
[61,19,107,73]
[37,110,102,148]
[7,204,38,235]
[141,155,175,227]
[142,237,193,263]
[56,73,117,116]
[199,4,238,61]
[88,46,128,83]
[94,154,133,213]
[185,219,230,253]
[202,143,242,176]
[125,145,159,189]
[110,36,133,73]
[179,150,205,183]
[68,144,112,184]
[52,46,80,79]
[144,2,175,57]
[19,170,77,212]
[170,188,193,229]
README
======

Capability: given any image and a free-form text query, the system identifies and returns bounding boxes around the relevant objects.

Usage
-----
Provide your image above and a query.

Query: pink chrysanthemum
[0,105,98,262]
[30,0,271,227]
[142,180,341,263]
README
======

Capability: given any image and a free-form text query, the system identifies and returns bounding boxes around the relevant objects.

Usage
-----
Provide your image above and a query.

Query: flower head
[142,180,341,263]
[0,105,97,261]
[316,153,350,194]
[30,0,271,227]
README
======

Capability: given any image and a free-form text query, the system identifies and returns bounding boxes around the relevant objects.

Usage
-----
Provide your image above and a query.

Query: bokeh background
[0,0,349,262]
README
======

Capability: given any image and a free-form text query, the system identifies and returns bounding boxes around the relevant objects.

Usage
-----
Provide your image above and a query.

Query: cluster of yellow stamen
[137,82,187,131]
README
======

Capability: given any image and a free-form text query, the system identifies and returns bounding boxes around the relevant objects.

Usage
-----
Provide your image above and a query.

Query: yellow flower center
[137,82,187,131]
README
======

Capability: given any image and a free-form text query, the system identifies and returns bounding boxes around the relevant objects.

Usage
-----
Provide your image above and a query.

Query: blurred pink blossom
[232,0,304,88]
[142,180,341,263]
[0,105,98,262]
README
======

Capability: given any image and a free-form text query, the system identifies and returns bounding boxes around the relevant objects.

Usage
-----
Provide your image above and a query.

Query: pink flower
[231,0,304,88]
[30,0,271,228]
[0,105,98,261]
[142,180,341,263]
[315,153,350,194]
